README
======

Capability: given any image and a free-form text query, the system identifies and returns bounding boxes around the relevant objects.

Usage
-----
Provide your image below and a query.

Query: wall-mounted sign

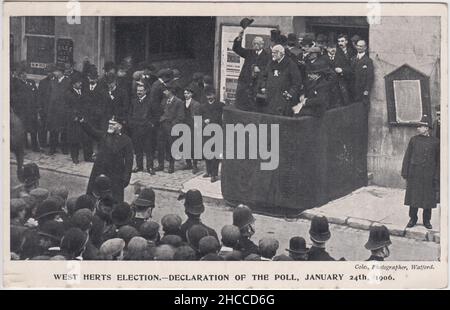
[26,35,55,75]
[219,24,276,105]
[385,64,431,126]
[56,38,74,65]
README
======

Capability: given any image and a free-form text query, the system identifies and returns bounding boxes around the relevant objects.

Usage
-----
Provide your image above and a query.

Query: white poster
[219,24,276,104]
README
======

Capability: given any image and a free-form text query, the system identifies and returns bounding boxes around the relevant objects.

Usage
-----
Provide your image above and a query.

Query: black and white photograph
[2,1,448,289]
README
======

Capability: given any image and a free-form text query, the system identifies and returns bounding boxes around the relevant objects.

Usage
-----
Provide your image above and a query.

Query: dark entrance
[113,17,216,71]
[303,16,369,46]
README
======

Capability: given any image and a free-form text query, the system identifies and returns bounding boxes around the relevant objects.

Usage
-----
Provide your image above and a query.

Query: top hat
[70,72,83,84]
[240,18,254,29]
[103,61,116,72]
[270,29,281,42]
[286,236,309,254]
[182,190,205,215]
[309,215,331,243]
[364,225,392,250]
[288,33,298,44]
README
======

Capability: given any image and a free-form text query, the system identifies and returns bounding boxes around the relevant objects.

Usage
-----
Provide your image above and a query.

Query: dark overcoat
[232,37,271,110]
[260,56,302,116]
[307,246,336,261]
[37,76,53,121]
[350,53,374,103]
[65,88,86,144]
[401,134,440,209]
[82,83,108,130]
[46,76,71,131]
[11,78,39,132]
[81,122,134,202]
[298,75,331,118]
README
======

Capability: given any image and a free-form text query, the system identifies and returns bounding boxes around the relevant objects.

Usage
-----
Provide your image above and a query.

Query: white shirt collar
[256,49,263,56]
[357,52,365,59]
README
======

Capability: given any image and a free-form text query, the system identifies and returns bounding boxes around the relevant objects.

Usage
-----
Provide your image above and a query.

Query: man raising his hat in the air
[232,20,271,112]
[78,116,133,203]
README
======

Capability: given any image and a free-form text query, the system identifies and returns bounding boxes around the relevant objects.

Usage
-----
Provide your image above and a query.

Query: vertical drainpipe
[97,16,102,71]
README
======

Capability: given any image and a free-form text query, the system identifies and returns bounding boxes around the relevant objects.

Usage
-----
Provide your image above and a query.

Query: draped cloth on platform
[221,103,368,214]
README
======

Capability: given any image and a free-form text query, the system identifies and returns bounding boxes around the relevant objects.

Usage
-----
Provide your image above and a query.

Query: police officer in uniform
[232,204,259,258]
[179,189,218,242]
[402,115,439,229]
[307,215,336,261]
[79,116,133,203]
[364,225,392,261]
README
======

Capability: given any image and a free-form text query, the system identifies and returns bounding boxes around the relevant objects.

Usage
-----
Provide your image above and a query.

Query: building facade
[10,15,441,188]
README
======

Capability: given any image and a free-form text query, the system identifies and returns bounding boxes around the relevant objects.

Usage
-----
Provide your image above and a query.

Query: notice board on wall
[56,38,74,65]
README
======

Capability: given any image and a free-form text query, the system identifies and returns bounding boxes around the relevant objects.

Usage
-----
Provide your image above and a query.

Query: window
[114,17,192,63]
[25,16,55,74]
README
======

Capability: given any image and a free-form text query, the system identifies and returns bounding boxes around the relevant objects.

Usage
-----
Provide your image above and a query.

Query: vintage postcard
[1,0,448,290]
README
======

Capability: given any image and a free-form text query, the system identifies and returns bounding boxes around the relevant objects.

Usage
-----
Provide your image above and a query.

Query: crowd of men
[10,57,223,182]
[11,166,392,261]
[233,28,374,117]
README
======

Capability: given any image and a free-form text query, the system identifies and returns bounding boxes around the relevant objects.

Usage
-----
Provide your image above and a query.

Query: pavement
[10,150,442,244]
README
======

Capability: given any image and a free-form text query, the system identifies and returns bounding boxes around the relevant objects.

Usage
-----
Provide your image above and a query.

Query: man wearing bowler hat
[365,225,392,261]
[286,236,309,261]
[156,85,185,174]
[402,115,440,229]
[130,187,156,230]
[79,115,133,203]
[232,18,271,112]
[179,189,218,242]
[47,63,71,155]
[129,82,159,175]
[65,72,91,164]
[307,215,336,261]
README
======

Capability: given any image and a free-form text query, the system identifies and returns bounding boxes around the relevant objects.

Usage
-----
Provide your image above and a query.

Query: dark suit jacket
[184,99,202,127]
[65,88,85,144]
[351,53,374,102]
[233,37,271,109]
[160,96,185,126]
[106,85,130,121]
[128,94,159,131]
[82,83,108,126]
[325,51,352,81]
[233,37,271,85]
[150,79,168,111]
